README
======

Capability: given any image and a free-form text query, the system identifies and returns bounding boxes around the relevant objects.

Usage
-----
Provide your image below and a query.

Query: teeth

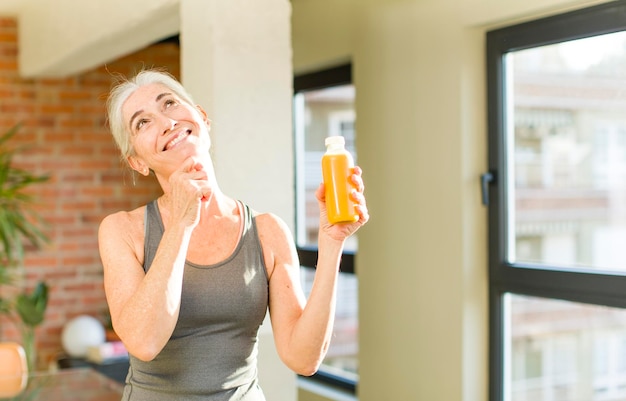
[165,131,189,150]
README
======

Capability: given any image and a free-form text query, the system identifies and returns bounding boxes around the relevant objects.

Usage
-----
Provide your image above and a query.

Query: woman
[98,69,369,400]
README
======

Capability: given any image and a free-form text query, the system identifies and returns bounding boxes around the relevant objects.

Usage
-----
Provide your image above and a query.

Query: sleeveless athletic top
[121,200,269,401]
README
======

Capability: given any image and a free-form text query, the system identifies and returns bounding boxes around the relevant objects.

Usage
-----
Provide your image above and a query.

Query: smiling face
[122,83,212,177]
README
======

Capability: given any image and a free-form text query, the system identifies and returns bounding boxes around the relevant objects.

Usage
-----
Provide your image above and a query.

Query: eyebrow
[128,92,173,131]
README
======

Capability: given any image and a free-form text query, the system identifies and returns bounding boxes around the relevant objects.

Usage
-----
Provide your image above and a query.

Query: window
[486,2,626,401]
[293,64,358,391]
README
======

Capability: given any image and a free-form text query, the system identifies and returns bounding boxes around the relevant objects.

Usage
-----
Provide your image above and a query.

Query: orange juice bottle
[322,136,359,224]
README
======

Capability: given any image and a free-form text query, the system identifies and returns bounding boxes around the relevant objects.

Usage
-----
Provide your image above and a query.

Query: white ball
[61,315,106,358]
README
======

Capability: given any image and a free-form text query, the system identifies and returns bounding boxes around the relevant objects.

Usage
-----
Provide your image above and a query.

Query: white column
[179,1,296,401]
[180,0,294,219]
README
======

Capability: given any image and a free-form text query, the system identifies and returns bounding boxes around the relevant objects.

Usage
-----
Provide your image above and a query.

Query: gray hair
[106,69,196,162]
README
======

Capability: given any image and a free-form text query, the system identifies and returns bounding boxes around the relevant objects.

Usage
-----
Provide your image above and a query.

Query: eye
[164,98,177,108]
[135,118,148,131]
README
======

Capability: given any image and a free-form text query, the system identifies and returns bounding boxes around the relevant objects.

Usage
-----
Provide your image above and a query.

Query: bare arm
[99,211,192,361]
[263,167,369,375]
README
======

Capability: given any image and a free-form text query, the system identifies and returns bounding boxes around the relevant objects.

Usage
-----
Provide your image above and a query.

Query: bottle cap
[325,136,345,147]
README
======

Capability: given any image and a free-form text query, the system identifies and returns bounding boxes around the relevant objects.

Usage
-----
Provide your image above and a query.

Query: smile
[163,130,191,151]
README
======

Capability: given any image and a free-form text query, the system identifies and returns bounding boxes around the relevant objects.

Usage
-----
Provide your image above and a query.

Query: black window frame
[293,63,357,393]
[486,2,626,400]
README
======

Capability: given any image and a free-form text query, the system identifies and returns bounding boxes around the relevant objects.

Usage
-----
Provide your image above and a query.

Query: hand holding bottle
[318,136,369,241]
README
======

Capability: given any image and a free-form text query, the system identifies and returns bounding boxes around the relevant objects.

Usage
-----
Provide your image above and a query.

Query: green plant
[0,123,50,370]
[15,282,49,328]
[0,124,49,273]
[16,282,49,371]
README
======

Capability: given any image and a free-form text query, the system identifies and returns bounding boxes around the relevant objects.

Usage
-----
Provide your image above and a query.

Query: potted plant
[0,123,50,372]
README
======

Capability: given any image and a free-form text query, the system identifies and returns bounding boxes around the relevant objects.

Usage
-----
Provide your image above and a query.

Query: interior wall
[355,3,474,400]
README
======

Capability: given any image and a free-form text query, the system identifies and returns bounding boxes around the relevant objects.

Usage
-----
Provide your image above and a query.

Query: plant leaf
[0,124,49,266]
[16,281,49,327]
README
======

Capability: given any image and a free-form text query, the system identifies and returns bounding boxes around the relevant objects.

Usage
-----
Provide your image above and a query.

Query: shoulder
[99,206,145,235]
[254,211,295,245]
[253,212,298,279]
[254,211,289,231]
[98,206,147,260]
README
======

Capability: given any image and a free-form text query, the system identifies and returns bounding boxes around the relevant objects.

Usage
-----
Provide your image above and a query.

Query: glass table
[1,367,123,401]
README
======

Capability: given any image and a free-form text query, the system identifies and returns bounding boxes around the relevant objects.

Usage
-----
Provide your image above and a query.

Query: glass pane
[300,266,359,382]
[505,294,626,401]
[294,84,357,252]
[508,31,626,271]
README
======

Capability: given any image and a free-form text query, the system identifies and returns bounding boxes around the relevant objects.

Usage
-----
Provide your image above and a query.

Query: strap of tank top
[143,200,163,273]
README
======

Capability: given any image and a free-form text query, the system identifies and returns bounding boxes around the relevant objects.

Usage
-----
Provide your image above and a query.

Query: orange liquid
[322,152,358,224]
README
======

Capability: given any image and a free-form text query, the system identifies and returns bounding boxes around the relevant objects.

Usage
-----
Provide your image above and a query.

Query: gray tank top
[121,200,269,401]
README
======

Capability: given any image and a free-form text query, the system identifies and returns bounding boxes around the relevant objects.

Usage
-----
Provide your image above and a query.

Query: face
[122,83,211,176]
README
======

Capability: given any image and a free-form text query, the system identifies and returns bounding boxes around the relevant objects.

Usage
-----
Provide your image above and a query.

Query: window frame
[293,63,357,393]
[486,2,626,400]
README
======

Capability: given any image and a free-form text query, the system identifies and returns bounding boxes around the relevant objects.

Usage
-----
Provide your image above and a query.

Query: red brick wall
[0,17,180,367]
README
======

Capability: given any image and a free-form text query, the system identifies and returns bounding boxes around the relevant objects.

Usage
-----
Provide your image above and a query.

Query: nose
[162,118,178,135]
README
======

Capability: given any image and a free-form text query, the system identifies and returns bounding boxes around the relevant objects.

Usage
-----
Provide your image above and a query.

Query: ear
[128,155,150,176]
[196,105,211,126]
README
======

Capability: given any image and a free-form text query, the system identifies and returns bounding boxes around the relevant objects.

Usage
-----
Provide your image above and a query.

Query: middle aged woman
[98,69,369,401]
